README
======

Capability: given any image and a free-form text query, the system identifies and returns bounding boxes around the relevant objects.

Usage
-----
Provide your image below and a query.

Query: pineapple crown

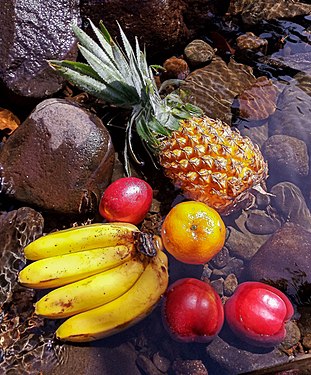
[49,20,202,170]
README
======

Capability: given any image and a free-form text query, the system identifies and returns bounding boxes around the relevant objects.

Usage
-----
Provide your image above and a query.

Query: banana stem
[133,232,162,257]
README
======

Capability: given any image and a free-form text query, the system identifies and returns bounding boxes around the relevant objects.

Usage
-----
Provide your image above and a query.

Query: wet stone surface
[0,0,79,97]
[246,223,311,304]
[0,98,115,216]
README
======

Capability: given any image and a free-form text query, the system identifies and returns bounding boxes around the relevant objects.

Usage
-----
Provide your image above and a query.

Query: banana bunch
[19,222,169,342]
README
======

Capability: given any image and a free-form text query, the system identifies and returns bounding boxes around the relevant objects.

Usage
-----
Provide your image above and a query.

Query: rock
[239,121,269,148]
[247,223,311,303]
[172,359,208,375]
[245,209,282,235]
[136,354,164,375]
[211,278,224,296]
[0,0,79,97]
[0,99,114,215]
[234,76,278,121]
[262,135,309,185]
[211,258,244,279]
[206,334,288,375]
[281,321,301,350]
[223,274,238,297]
[80,1,228,57]
[161,57,190,81]
[180,57,256,124]
[227,0,311,26]
[152,352,171,373]
[297,307,311,349]
[184,40,215,68]
[269,83,311,155]
[271,182,311,231]
[236,32,268,53]
[210,247,230,269]
[226,225,270,261]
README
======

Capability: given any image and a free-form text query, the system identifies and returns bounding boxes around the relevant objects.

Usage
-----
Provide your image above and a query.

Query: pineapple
[49,20,267,215]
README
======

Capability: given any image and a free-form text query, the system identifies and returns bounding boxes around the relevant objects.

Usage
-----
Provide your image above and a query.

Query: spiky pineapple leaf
[49,60,101,81]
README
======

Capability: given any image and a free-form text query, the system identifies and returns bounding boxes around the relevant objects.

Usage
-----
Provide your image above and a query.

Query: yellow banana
[19,245,134,289]
[56,250,169,342]
[24,222,138,260]
[35,257,146,318]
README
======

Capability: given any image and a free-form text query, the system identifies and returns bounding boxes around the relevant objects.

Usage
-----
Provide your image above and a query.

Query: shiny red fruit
[162,278,224,343]
[99,177,153,225]
[225,282,294,347]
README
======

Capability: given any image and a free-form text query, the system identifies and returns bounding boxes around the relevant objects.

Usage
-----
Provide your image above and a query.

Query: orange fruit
[161,201,226,264]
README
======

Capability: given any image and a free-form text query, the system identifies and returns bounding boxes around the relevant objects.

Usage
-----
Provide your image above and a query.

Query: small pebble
[209,247,230,269]
[153,352,171,373]
[210,278,224,296]
[223,274,238,297]
[281,321,301,350]
[211,258,244,279]
[136,354,164,375]
[245,209,281,235]
[172,359,208,375]
[302,334,311,350]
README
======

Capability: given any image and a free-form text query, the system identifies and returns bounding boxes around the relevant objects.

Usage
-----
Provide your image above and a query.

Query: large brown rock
[80,0,228,57]
[246,223,311,303]
[0,99,115,215]
[0,0,80,98]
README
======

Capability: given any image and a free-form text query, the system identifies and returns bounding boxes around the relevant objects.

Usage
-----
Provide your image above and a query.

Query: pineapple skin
[159,116,268,215]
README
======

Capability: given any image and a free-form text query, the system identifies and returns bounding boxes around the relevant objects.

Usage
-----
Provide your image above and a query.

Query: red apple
[99,177,153,224]
[225,281,294,347]
[162,278,224,343]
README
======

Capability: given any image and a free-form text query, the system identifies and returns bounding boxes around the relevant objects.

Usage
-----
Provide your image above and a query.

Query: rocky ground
[1,1,311,374]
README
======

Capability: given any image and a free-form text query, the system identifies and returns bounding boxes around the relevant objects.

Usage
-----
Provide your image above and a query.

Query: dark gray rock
[0,98,114,215]
[271,182,311,231]
[210,246,230,269]
[136,354,164,375]
[226,225,270,261]
[245,209,282,235]
[269,84,311,155]
[152,352,171,373]
[247,223,311,303]
[211,278,224,296]
[211,257,245,279]
[262,135,309,185]
[0,0,80,97]
[206,334,289,375]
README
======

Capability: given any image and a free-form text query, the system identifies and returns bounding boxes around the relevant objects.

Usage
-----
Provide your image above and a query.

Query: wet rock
[297,307,311,349]
[0,0,79,98]
[281,321,301,350]
[223,274,238,297]
[172,359,208,375]
[153,352,171,373]
[236,32,268,53]
[247,223,311,303]
[227,0,311,26]
[245,209,282,235]
[136,354,164,375]
[206,334,288,375]
[210,278,224,296]
[161,57,190,81]
[210,247,230,269]
[269,83,311,155]
[184,40,215,68]
[80,0,189,57]
[211,258,244,279]
[0,98,115,216]
[262,135,309,185]
[180,57,256,124]
[271,182,311,231]
[234,76,278,121]
[239,121,269,148]
[226,225,270,261]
